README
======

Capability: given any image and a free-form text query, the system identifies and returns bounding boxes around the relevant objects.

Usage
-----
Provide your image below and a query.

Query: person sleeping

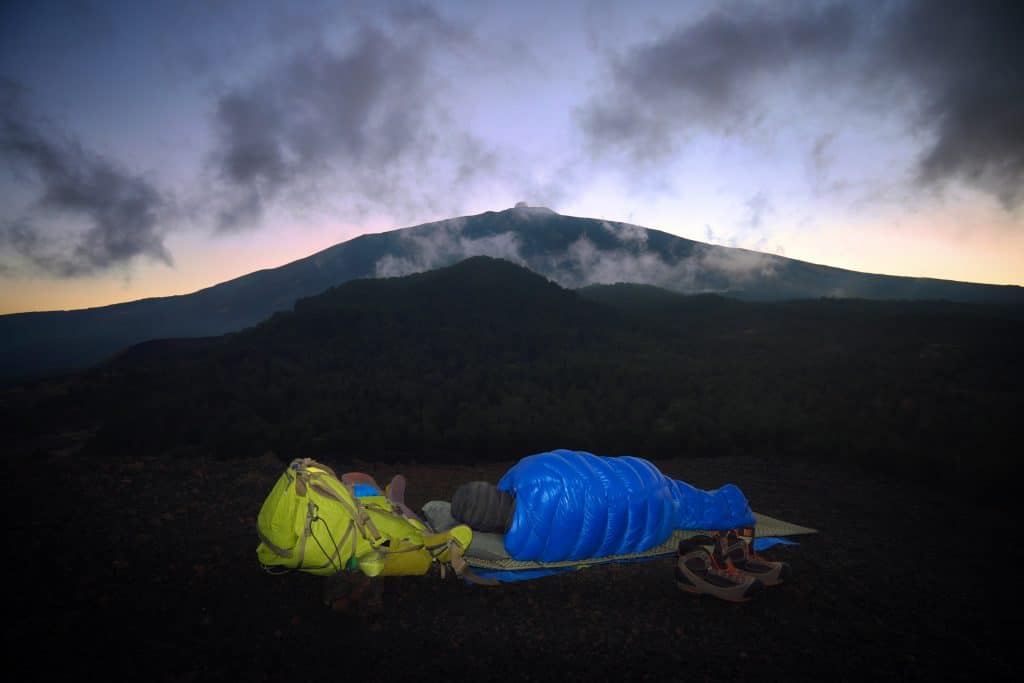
[449,448,755,563]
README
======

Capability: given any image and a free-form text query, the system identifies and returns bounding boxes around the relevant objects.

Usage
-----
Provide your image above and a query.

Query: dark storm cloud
[579,0,1024,209]
[876,0,1024,208]
[578,1,860,157]
[0,80,172,276]
[209,6,480,231]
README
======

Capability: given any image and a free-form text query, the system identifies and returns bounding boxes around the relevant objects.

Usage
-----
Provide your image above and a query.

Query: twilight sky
[1,0,1022,314]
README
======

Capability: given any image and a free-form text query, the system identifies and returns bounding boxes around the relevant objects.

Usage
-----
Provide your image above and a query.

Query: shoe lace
[708,542,749,579]
[714,532,767,575]
[712,533,745,560]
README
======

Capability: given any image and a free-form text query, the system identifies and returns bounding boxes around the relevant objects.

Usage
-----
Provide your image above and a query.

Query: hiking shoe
[676,539,764,603]
[713,531,792,587]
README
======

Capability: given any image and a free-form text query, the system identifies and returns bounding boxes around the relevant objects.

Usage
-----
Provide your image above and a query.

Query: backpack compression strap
[423,525,499,586]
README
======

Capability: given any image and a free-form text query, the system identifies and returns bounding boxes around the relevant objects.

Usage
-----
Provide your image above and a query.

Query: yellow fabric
[256,458,471,577]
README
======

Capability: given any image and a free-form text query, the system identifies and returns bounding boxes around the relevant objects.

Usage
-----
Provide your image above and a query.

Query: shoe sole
[728,557,792,587]
[676,579,763,602]
[675,564,765,602]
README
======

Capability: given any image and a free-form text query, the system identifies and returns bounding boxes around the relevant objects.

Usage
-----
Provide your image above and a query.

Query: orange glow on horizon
[1,213,1021,316]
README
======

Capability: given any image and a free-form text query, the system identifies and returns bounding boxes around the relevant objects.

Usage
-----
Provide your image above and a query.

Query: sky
[1,0,1022,314]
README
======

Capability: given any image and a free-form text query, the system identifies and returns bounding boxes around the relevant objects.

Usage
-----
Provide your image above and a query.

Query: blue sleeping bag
[497,449,755,562]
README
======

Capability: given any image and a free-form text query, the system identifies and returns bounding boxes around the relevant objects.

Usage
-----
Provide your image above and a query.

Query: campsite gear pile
[256,452,816,601]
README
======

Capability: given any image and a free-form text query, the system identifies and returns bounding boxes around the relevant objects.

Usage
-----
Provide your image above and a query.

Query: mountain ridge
[2,205,1021,382]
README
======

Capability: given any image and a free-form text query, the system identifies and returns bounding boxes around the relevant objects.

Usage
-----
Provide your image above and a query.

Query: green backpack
[256,458,483,580]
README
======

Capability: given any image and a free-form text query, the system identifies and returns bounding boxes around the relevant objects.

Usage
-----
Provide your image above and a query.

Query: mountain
[6,257,1018,493]
[2,204,1021,382]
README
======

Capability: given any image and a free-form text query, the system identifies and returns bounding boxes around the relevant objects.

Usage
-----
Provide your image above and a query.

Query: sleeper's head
[451,480,515,533]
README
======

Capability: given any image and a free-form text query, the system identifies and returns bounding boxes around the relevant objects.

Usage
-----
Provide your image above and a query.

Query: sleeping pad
[497,449,755,562]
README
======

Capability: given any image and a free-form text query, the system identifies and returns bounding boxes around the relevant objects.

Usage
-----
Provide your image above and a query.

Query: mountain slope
[5,258,1019,495]
[2,204,1021,381]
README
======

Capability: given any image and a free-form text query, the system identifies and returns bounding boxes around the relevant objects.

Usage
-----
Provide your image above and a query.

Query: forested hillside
[6,257,1020,494]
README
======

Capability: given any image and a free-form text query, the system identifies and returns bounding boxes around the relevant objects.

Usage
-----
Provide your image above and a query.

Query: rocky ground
[6,444,1015,681]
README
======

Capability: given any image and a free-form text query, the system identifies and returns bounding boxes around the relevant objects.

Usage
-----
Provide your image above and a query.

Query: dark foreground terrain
[7,443,1015,682]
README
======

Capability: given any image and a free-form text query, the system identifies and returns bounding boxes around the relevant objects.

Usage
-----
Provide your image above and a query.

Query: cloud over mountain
[578,0,1024,209]
[876,0,1024,208]
[208,5,491,231]
[372,210,781,292]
